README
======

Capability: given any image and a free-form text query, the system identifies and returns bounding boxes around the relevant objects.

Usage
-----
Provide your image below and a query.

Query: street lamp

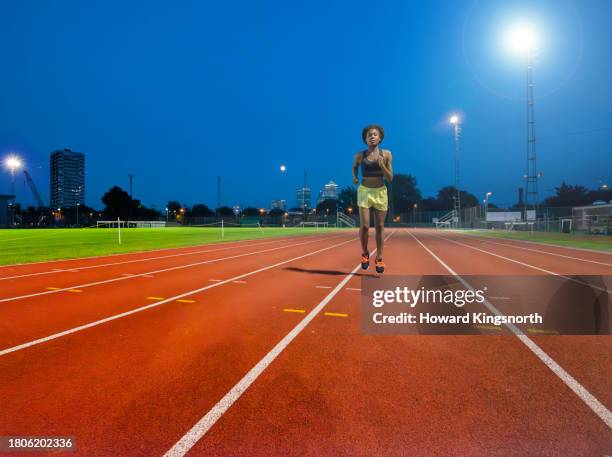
[449,115,461,227]
[484,192,492,225]
[76,203,80,227]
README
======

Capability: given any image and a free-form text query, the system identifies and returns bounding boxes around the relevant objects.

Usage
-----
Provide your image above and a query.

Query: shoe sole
[375,267,384,273]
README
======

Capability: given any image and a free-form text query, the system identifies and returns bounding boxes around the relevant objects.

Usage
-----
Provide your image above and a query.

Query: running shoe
[361,251,370,270]
[375,258,385,274]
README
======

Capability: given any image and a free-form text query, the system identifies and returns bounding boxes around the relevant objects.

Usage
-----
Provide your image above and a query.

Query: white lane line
[455,233,612,267]
[346,287,361,291]
[461,230,612,256]
[0,236,328,281]
[315,285,332,289]
[0,237,357,358]
[0,235,345,304]
[408,230,612,429]
[434,233,612,295]
[0,231,330,269]
[163,230,394,457]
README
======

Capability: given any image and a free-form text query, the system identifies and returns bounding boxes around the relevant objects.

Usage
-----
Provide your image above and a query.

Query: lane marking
[456,233,612,268]
[316,285,332,289]
[0,232,329,271]
[527,328,560,335]
[177,299,196,304]
[283,309,306,313]
[346,287,361,291]
[163,230,395,457]
[147,296,165,300]
[409,230,612,429]
[121,273,134,277]
[434,233,612,296]
[208,279,222,282]
[324,312,348,317]
[46,287,61,291]
[232,280,246,284]
[0,235,345,304]
[0,234,333,281]
[0,237,356,358]
[67,289,82,293]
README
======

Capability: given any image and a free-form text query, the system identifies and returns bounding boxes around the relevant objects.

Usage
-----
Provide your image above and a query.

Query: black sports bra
[361,149,385,178]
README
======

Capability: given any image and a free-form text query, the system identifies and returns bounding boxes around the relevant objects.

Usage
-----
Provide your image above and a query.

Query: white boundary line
[163,230,394,457]
[460,230,612,255]
[432,233,612,296]
[0,235,345,304]
[0,236,321,281]
[0,231,325,269]
[0,237,359,358]
[455,232,612,267]
[408,230,612,429]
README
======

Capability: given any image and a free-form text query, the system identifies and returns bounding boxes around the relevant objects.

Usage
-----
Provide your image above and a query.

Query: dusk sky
[1,0,610,210]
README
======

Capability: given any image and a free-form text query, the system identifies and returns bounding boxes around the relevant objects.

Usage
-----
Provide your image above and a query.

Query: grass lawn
[0,226,343,266]
[462,229,612,252]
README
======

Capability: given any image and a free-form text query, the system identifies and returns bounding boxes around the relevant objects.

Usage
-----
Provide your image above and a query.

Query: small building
[572,202,611,235]
[0,195,16,226]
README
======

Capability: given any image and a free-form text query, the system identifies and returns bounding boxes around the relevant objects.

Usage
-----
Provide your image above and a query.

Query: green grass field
[0,226,342,265]
[462,229,612,252]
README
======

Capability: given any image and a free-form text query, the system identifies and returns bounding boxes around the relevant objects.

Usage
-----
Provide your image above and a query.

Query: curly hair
[361,124,385,144]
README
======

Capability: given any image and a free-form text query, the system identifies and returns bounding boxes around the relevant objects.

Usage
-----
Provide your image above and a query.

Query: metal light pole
[76,203,80,227]
[449,115,461,227]
[484,192,492,227]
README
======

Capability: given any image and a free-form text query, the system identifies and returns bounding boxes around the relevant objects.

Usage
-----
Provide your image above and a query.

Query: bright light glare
[449,115,459,125]
[4,155,23,171]
[504,22,539,56]
[280,165,286,172]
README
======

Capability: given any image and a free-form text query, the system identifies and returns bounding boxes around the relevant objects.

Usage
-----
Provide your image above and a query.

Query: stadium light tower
[503,21,541,221]
[449,115,461,227]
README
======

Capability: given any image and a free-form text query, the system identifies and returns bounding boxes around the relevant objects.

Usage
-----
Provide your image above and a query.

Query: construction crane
[23,169,45,208]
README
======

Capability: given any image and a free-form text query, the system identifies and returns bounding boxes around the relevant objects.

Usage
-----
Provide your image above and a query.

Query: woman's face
[366,128,381,146]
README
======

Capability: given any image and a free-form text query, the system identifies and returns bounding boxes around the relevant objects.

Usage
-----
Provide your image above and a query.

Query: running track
[0,229,610,456]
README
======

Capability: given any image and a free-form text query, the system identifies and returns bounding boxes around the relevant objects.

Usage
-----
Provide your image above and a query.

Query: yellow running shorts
[357,185,388,211]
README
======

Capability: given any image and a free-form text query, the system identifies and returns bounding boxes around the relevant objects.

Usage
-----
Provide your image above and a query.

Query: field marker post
[117,217,122,244]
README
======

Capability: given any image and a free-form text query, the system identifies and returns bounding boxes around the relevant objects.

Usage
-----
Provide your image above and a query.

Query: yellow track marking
[324,312,348,317]
[177,299,196,303]
[147,296,165,300]
[46,287,61,290]
[283,308,306,313]
[67,289,83,293]
[527,328,559,335]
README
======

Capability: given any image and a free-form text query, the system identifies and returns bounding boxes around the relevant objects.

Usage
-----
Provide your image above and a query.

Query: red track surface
[0,229,610,456]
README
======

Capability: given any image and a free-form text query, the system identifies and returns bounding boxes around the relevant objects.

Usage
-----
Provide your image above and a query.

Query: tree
[243,206,261,216]
[269,208,285,217]
[544,183,590,207]
[102,186,132,219]
[191,204,214,217]
[338,186,357,211]
[389,174,422,213]
[217,206,234,216]
[316,199,338,215]
[434,186,479,210]
[166,201,182,213]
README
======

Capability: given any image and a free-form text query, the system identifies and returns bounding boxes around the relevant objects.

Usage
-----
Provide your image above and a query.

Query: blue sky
[0,0,610,210]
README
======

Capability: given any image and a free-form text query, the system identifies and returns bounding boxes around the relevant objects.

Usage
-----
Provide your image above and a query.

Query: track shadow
[283,267,378,278]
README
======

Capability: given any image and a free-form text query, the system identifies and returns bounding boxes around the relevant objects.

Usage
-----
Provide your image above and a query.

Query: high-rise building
[317,180,340,204]
[271,199,287,211]
[296,187,311,210]
[50,148,85,209]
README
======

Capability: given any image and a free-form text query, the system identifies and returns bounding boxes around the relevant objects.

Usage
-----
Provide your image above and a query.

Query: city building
[296,187,311,210]
[50,148,85,209]
[317,180,340,205]
[0,194,15,226]
[271,199,287,211]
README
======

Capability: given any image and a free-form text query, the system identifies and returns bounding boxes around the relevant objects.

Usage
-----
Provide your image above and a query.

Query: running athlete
[352,124,393,273]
